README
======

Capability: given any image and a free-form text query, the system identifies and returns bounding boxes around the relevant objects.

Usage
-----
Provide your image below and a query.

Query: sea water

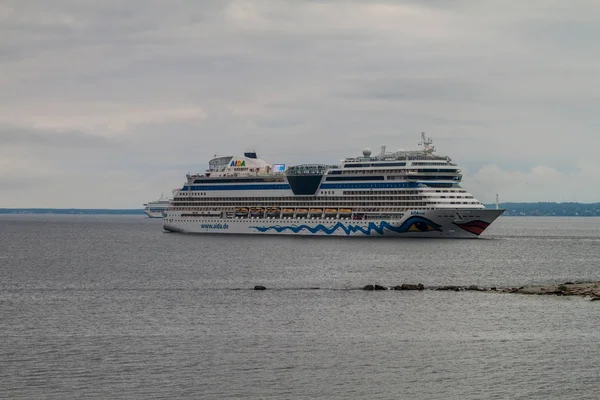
[1,215,599,399]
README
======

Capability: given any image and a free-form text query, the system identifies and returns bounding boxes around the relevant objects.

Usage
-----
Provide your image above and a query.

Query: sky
[1,0,599,208]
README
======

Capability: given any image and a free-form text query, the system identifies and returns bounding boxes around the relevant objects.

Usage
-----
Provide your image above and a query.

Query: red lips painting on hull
[453,220,490,236]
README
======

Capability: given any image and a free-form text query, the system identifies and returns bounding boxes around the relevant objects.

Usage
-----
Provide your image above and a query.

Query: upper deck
[341,133,453,166]
[183,133,459,188]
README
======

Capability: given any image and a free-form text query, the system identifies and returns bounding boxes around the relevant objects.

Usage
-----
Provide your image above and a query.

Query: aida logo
[230,160,246,167]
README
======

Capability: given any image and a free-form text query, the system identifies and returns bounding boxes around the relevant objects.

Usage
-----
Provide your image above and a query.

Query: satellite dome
[362,148,372,157]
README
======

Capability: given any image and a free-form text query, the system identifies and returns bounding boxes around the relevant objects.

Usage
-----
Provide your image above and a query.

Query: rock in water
[394,283,424,290]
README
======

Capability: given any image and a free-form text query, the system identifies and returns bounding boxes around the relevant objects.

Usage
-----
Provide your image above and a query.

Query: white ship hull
[163,209,503,238]
[144,210,166,218]
[162,134,504,238]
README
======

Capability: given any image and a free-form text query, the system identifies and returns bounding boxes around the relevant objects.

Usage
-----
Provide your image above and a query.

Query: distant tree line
[483,202,600,216]
[0,209,145,215]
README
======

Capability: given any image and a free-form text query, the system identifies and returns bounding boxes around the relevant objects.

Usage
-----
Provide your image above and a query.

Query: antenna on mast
[418,132,435,153]
[496,194,499,210]
[379,145,386,157]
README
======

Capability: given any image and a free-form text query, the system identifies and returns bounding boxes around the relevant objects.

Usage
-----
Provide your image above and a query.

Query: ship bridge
[285,164,335,195]
[285,164,337,176]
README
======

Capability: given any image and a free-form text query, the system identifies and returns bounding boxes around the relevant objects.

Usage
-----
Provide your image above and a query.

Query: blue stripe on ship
[181,182,421,191]
[182,184,291,191]
[249,217,442,235]
[320,182,419,189]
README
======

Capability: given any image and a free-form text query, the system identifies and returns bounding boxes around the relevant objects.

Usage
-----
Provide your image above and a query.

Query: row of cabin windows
[176,190,425,200]
[173,195,476,202]
[170,201,480,210]
[342,162,407,168]
[333,168,458,174]
[176,189,469,199]
[323,174,462,182]
[172,195,430,202]
[173,194,478,201]
[171,206,429,212]
[340,161,450,167]
[174,197,429,202]
[171,201,481,208]
[173,214,482,220]
[170,204,480,212]
[192,178,285,184]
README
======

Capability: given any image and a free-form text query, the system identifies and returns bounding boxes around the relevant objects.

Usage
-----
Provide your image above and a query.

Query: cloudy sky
[1,0,599,208]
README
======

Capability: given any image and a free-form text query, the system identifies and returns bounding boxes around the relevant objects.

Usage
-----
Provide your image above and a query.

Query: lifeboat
[309,208,323,215]
[235,207,249,216]
[296,208,308,214]
[250,207,265,216]
[266,207,281,216]
[282,208,294,214]
[339,208,352,214]
[324,208,338,214]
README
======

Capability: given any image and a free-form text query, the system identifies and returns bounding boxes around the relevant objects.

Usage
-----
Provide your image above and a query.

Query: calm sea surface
[1,215,600,399]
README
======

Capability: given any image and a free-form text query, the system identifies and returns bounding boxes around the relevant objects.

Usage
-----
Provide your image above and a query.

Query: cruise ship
[143,194,171,218]
[163,134,504,237]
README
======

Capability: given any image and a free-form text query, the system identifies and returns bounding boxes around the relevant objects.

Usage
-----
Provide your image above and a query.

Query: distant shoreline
[0,209,145,215]
[483,202,600,217]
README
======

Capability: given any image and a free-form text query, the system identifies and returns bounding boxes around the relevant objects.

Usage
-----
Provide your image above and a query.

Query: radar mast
[418,132,435,154]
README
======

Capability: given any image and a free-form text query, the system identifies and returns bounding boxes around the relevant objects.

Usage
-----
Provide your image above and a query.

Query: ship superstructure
[163,134,504,237]
[143,194,170,218]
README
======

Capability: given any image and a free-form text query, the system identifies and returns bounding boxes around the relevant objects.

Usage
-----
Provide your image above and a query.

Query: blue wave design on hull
[249,216,442,236]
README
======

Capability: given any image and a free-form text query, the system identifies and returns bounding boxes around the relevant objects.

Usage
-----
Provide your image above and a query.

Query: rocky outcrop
[363,284,388,291]
[357,281,600,300]
[364,283,424,291]
[392,283,424,291]
[506,281,600,299]
[433,285,487,291]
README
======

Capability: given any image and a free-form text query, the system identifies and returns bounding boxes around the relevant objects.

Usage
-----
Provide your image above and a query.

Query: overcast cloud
[1,0,599,207]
